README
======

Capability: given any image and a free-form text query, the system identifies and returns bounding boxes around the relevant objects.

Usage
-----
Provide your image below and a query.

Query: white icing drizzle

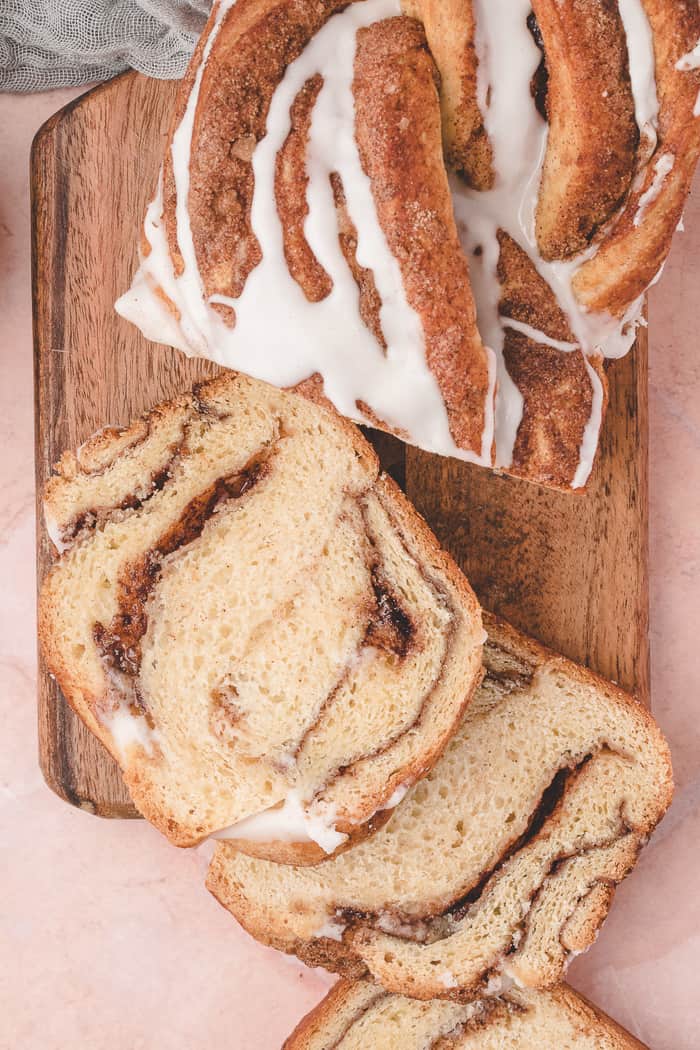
[676,38,700,116]
[451,0,539,466]
[617,0,660,152]
[382,782,410,810]
[676,40,700,71]
[116,0,672,486]
[314,916,347,942]
[634,151,675,226]
[501,317,577,353]
[677,40,700,117]
[116,0,495,466]
[44,506,67,553]
[483,971,515,997]
[499,964,526,991]
[103,705,160,765]
[571,357,605,490]
[314,919,348,944]
[212,776,409,853]
[212,789,348,854]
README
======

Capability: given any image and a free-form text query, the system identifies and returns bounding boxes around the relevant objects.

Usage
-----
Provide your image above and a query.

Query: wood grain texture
[406,338,649,699]
[32,72,648,819]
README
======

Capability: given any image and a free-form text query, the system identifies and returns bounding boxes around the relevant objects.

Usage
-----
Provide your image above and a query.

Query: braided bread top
[117,0,700,488]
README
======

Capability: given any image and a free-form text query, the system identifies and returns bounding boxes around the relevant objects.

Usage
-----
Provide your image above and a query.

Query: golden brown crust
[559,880,616,953]
[496,231,608,488]
[162,0,346,301]
[282,980,650,1050]
[573,0,700,314]
[205,847,370,973]
[353,16,491,455]
[481,610,667,748]
[496,232,573,344]
[276,74,332,302]
[282,981,385,1050]
[329,173,387,351]
[556,987,650,1050]
[130,0,700,492]
[401,0,494,189]
[155,3,492,461]
[532,0,638,260]
[504,337,606,489]
[53,420,152,478]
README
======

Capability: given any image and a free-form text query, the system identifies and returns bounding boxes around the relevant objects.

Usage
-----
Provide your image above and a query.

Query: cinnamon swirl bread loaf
[39,373,484,861]
[406,0,700,485]
[117,0,495,467]
[207,614,672,998]
[117,0,700,489]
[284,980,648,1049]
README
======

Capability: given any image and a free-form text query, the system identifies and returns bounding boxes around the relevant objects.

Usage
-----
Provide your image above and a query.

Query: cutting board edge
[31,78,142,818]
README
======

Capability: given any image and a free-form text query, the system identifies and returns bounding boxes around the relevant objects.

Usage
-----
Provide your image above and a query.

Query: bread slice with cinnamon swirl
[283,979,648,1049]
[38,373,484,862]
[207,613,672,998]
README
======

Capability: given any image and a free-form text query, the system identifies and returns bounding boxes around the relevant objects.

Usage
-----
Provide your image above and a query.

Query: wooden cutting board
[32,72,649,819]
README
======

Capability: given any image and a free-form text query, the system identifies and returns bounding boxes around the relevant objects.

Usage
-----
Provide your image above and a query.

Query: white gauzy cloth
[0,0,212,92]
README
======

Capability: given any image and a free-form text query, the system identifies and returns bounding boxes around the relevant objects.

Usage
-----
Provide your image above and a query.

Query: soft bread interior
[39,374,483,857]
[283,979,648,1049]
[208,615,672,997]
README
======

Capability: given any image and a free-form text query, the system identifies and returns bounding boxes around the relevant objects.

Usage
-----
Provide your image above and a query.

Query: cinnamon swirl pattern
[207,614,673,999]
[38,374,484,862]
[283,980,649,1049]
[117,0,700,489]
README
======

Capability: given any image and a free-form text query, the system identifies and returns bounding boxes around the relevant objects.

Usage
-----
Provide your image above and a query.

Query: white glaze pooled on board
[117,0,674,487]
[117,0,496,467]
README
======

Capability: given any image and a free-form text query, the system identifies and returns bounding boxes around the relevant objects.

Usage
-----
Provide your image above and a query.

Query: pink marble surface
[1,87,698,1049]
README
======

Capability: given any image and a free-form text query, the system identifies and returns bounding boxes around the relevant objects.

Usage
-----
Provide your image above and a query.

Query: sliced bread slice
[38,373,484,862]
[283,979,647,1049]
[207,614,672,997]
